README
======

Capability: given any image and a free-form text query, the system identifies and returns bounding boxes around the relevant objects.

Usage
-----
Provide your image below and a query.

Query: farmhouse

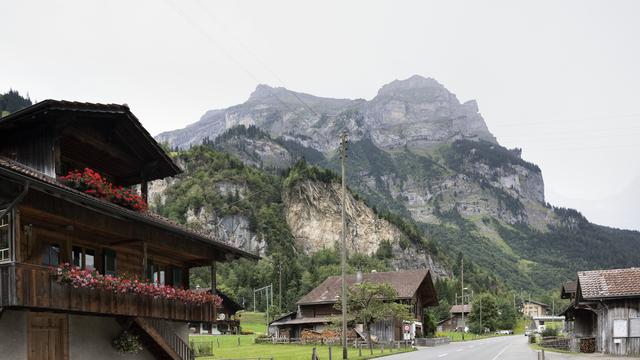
[269,269,438,342]
[561,267,640,356]
[522,299,550,318]
[0,100,257,360]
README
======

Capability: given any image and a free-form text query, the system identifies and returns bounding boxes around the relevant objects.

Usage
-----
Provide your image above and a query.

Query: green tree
[335,282,412,354]
[423,310,438,337]
[468,293,500,333]
[496,298,517,330]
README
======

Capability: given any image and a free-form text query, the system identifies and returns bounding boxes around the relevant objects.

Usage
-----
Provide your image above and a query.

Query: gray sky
[2,0,639,230]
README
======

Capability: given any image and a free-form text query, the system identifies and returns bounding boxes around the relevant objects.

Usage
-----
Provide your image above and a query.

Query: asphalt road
[380,336,640,360]
[382,335,537,360]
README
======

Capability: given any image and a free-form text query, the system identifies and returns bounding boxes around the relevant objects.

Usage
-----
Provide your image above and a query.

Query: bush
[541,327,558,337]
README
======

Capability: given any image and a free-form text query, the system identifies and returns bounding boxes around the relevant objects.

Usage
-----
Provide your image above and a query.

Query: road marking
[456,349,463,352]
[438,353,448,358]
[490,343,510,360]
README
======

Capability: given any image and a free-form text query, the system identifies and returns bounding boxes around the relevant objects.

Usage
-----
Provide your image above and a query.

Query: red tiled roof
[450,304,472,314]
[578,267,640,300]
[0,156,258,260]
[296,270,435,305]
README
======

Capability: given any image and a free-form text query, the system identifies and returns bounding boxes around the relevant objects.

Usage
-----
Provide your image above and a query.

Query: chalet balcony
[0,262,216,323]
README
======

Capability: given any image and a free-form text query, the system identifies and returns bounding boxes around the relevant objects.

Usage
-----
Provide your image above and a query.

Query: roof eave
[0,165,258,261]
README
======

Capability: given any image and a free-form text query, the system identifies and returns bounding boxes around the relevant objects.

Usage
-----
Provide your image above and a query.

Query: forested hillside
[151,145,496,314]
[0,90,32,117]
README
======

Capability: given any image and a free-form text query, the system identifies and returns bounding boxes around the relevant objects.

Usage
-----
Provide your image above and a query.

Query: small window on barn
[613,319,628,338]
[0,211,10,262]
[630,318,640,338]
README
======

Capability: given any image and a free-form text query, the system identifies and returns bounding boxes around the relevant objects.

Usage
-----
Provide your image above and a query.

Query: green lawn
[190,335,414,360]
[236,311,268,335]
[435,331,509,342]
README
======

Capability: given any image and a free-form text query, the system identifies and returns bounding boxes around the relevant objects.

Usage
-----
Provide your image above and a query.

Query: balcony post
[210,261,216,295]
[142,242,148,280]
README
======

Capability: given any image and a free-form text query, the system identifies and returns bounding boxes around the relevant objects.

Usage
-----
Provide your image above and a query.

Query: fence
[539,337,570,351]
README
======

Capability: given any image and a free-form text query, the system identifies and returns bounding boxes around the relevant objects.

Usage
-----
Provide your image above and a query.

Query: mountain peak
[377,75,444,96]
[248,84,288,102]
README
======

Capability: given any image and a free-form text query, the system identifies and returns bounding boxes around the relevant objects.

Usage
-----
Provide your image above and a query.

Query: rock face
[284,180,449,278]
[156,75,496,152]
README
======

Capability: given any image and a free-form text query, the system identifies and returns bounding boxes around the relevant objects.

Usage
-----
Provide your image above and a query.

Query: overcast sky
[2,0,639,230]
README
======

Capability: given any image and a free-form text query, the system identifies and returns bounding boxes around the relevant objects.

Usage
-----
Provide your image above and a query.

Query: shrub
[541,327,558,337]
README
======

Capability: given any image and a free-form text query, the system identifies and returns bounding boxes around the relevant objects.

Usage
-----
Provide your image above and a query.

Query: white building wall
[69,314,156,360]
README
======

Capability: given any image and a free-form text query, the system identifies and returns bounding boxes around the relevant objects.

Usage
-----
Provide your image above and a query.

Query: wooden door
[28,312,68,360]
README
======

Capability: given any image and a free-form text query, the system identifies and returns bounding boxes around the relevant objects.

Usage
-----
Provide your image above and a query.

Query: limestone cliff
[284,180,448,277]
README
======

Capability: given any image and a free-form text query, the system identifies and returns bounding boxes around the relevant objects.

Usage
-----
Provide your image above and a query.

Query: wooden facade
[271,270,438,343]
[0,101,257,360]
[0,263,215,322]
[562,268,640,356]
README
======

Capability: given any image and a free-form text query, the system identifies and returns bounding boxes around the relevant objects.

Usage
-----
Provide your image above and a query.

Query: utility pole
[279,263,282,310]
[340,130,349,360]
[479,297,482,334]
[461,257,465,341]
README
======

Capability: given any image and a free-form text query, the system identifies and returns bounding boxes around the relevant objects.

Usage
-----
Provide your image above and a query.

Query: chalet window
[146,262,167,285]
[171,267,183,289]
[153,268,166,285]
[146,262,155,282]
[0,211,10,262]
[41,243,61,266]
[72,246,96,270]
[103,249,117,276]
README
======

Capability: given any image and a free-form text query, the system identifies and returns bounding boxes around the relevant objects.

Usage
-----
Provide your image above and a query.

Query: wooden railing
[0,263,215,322]
[140,317,195,360]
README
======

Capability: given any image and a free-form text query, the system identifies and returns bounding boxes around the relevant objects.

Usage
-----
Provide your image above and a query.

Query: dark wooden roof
[0,100,180,183]
[560,281,577,299]
[524,299,549,307]
[0,156,258,261]
[450,304,472,314]
[296,269,437,306]
[578,267,640,300]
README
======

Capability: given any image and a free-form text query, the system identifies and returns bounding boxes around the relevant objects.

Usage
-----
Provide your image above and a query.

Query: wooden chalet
[561,267,640,356]
[0,100,258,360]
[270,270,437,343]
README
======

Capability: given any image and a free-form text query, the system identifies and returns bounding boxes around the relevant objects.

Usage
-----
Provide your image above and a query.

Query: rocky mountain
[155,75,640,296]
[157,75,495,152]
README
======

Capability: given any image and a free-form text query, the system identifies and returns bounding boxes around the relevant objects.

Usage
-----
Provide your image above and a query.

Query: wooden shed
[562,267,640,356]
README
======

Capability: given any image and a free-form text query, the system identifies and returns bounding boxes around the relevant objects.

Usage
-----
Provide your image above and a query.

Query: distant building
[439,304,472,332]
[522,300,550,318]
[190,289,243,335]
[530,316,565,333]
[269,270,438,342]
[561,267,640,356]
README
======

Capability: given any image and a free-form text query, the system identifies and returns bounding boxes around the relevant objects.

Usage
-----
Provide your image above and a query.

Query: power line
[166,0,319,116]
[193,0,319,117]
